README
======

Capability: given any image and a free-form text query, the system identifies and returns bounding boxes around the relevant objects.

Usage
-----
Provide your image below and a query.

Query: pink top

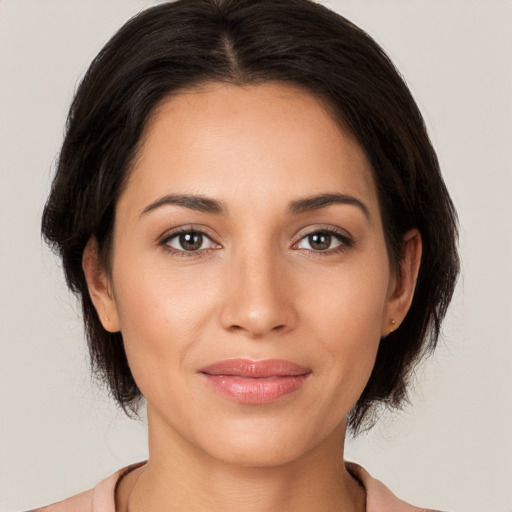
[29,462,446,512]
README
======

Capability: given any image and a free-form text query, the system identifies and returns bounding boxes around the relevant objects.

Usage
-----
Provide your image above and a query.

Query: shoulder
[26,489,93,512]
[346,462,449,512]
[26,462,145,512]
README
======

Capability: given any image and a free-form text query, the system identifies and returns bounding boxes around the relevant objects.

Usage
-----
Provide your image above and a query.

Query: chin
[208,440,305,468]
[197,417,333,469]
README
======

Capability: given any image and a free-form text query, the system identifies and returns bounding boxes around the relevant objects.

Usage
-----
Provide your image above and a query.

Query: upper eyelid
[293,225,353,241]
[159,227,221,256]
[159,225,220,244]
[291,227,355,254]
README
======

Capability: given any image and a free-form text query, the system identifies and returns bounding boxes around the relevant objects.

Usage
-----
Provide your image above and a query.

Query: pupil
[179,232,202,251]
[309,233,331,250]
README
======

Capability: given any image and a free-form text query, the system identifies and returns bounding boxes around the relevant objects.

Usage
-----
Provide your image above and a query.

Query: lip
[199,358,312,404]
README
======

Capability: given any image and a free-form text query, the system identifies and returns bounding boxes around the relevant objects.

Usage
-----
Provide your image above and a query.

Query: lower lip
[202,374,310,404]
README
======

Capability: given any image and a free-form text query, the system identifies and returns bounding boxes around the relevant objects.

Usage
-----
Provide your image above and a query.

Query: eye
[163,230,217,252]
[295,230,350,252]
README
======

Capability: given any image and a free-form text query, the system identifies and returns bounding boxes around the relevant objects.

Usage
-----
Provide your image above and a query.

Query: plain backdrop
[1,1,511,511]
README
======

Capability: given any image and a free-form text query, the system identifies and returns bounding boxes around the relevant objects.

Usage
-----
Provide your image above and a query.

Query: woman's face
[88,83,410,466]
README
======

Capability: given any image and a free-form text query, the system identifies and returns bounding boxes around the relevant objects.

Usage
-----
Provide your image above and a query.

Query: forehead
[122,82,378,217]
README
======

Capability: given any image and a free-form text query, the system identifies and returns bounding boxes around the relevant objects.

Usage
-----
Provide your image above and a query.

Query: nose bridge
[220,241,296,337]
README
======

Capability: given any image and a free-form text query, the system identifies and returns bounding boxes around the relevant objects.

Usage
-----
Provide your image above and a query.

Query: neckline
[113,460,368,512]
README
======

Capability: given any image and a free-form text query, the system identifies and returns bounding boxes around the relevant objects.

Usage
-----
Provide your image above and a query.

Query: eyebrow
[288,193,370,219]
[141,194,225,216]
[140,192,369,219]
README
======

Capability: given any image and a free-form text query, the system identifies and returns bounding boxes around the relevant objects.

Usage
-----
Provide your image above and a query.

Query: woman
[32,0,459,510]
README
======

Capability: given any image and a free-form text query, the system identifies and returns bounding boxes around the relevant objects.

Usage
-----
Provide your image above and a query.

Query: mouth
[199,358,312,405]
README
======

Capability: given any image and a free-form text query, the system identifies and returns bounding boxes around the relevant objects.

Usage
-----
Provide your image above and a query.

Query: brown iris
[179,232,203,251]
[308,233,332,251]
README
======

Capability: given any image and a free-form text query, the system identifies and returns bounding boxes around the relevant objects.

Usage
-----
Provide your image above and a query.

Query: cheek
[110,261,218,394]
[306,254,389,337]
[303,257,389,394]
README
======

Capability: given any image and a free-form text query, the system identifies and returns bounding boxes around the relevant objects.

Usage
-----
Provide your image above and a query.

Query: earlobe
[382,229,422,336]
[82,238,121,333]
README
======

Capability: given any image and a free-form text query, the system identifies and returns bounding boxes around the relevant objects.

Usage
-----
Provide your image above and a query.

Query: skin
[83,82,421,511]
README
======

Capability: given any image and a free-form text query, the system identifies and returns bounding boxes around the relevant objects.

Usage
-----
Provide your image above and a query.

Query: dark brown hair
[41,0,459,434]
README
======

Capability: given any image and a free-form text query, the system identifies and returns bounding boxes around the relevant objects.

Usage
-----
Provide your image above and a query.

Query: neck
[117,407,365,512]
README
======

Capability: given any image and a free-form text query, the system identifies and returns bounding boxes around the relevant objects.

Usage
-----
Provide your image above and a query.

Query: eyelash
[159,226,220,258]
[293,227,354,255]
[158,226,354,257]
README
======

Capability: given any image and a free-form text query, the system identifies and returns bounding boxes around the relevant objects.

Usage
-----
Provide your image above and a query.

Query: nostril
[227,323,286,336]
[219,289,298,336]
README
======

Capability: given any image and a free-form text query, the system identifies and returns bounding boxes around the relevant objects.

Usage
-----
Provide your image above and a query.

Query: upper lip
[199,358,311,378]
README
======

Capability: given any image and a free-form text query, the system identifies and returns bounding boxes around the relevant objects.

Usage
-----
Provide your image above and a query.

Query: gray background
[1,1,511,511]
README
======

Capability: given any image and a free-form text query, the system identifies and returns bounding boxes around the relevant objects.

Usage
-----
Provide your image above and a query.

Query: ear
[82,237,121,333]
[381,228,422,336]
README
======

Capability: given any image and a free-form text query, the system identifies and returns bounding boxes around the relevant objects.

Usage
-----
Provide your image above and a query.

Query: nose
[219,249,298,338]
